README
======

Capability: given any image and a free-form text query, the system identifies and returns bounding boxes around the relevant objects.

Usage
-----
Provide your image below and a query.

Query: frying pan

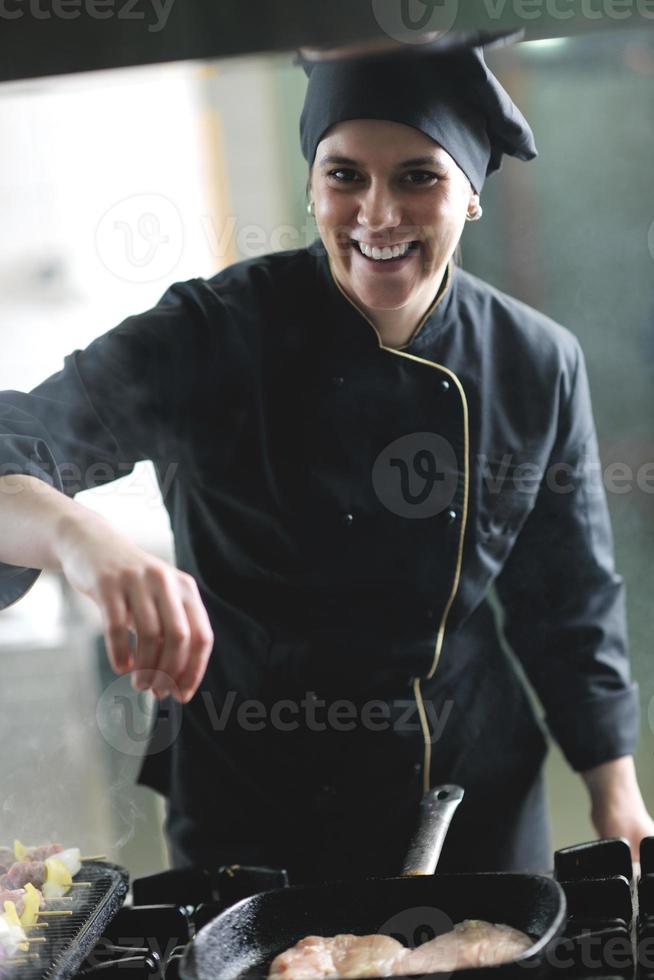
[180,785,566,980]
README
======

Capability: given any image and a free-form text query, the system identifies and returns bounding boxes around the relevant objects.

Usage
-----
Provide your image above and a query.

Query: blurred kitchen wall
[1,29,652,875]
[474,32,654,848]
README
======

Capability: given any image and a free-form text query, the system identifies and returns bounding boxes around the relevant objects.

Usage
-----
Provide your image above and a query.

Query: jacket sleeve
[494,339,639,773]
[0,279,215,610]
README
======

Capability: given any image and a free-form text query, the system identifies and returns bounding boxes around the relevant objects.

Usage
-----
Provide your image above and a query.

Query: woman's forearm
[0,473,100,572]
[580,755,654,858]
[581,755,640,802]
[0,472,214,702]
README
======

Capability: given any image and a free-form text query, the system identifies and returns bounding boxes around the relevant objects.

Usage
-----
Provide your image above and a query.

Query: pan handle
[401,784,464,877]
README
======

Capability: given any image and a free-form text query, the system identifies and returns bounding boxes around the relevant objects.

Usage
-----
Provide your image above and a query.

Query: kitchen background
[0,30,653,879]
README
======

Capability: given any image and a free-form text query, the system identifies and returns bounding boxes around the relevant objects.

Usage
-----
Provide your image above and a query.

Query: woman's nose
[356,186,402,231]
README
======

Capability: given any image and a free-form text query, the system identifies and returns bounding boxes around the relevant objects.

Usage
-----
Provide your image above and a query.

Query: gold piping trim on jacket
[375,344,470,685]
[399,260,452,349]
[413,676,433,796]
[326,255,452,351]
[327,257,470,793]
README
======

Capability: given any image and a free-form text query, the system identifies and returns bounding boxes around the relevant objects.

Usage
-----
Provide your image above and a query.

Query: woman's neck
[355,262,450,349]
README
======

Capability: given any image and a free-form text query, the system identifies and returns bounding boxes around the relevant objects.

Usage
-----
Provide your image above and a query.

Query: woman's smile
[350,238,422,268]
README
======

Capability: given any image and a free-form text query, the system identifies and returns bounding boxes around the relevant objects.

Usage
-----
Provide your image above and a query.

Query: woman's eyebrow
[319,153,446,168]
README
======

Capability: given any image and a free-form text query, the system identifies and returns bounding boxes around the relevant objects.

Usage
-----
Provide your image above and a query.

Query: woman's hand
[581,755,654,862]
[54,509,214,703]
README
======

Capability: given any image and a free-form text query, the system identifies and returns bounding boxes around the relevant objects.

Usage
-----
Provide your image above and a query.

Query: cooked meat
[0,861,46,891]
[269,936,336,980]
[268,920,533,979]
[397,920,533,973]
[0,887,46,917]
[269,935,405,980]
[20,844,62,862]
[0,889,27,915]
[0,851,13,877]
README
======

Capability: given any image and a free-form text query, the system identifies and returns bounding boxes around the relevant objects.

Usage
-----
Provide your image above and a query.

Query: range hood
[0,0,652,84]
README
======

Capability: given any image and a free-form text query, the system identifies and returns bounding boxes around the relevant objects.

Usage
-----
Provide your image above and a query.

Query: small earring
[465,203,483,222]
[307,201,314,216]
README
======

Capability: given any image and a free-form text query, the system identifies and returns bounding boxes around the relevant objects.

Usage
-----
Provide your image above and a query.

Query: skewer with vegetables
[12,842,83,870]
[0,901,46,958]
[1,859,76,898]
[0,844,93,899]
[0,884,44,927]
[0,845,92,975]
[0,911,28,958]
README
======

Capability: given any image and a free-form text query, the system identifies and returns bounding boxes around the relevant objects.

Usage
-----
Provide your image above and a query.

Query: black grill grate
[6,862,128,980]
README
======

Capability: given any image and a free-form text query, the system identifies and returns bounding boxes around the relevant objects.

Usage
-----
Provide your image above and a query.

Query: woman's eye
[327,169,360,182]
[404,171,439,185]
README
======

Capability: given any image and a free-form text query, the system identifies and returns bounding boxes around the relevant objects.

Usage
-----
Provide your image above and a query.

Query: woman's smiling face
[309,119,478,317]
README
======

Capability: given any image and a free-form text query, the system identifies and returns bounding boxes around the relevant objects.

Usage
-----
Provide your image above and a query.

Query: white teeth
[356,240,413,261]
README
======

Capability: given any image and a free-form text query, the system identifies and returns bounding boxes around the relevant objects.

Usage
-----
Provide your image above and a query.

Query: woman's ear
[465,193,483,222]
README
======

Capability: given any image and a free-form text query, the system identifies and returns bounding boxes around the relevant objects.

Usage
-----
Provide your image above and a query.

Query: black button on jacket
[0,241,638,870]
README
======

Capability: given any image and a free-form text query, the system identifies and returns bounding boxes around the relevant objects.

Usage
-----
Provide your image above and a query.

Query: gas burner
[67,840,654,980]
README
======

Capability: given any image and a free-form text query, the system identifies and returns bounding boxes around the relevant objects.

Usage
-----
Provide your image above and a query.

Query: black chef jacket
[0,240,639,879]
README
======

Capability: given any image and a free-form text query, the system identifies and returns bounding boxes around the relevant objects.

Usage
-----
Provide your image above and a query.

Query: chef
[0,36,651,882]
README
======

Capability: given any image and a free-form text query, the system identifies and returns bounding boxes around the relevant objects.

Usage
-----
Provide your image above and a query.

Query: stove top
[71,837,654,980]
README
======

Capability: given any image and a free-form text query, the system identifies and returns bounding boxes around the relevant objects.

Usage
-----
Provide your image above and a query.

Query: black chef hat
[297,33,537,193]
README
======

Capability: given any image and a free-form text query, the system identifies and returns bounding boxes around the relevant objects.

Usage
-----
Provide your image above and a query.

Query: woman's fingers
[150,578,192,700]
[125,578,164,693]
[96,562,212,703]
[175,588,214,702]
[152,574,214,702]
[99,584,133,674]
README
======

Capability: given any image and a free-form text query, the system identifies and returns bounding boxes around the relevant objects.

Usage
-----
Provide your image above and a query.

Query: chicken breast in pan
[399,920,533,972]
[267,920,533,979]
[269,935,406,980]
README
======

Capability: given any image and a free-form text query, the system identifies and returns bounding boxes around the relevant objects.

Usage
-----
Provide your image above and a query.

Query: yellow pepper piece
[2,901,28,951]
[21,884,40,927]
[43,857,72,898]
[13,840,27,861]
[3,901,21,927]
